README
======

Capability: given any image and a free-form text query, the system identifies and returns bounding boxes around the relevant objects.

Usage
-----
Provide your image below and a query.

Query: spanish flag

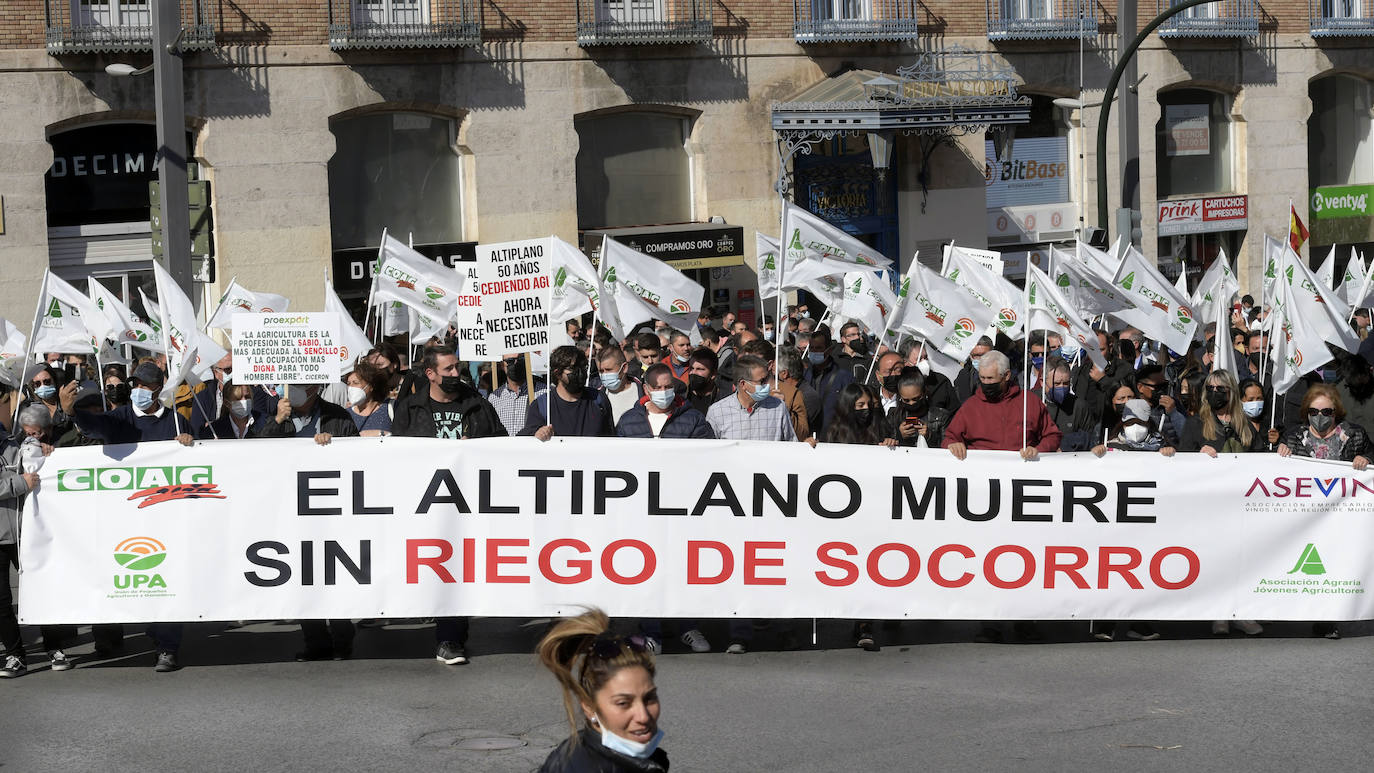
[1290,201,1309,253]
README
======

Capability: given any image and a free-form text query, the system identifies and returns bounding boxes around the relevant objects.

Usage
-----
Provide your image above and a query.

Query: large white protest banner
[231,312,342,385]
[477,238,552,358]
[20,438,1374,624]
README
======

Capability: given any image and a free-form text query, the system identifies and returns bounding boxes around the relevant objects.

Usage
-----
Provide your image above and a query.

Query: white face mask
[1241,400,1264,418]
[649,389,674,410]
[346,386,368,407]
[228,398,253,418]
[592,716,664,760]
[916,359,930,377]
[1122,424,1150,443]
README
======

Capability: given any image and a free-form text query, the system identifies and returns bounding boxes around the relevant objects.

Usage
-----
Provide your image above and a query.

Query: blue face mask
[600,371,622,391]
[969,357,981,372]
[808,351,825,366]
[649,389,674,410]
[1047,348,1062,362]
[130,386,156,411]
[1031,355,1045,371]
[1048,386,1070,404]
[751,382,771,402]
[34,384,56,400]
[598,723,664,760]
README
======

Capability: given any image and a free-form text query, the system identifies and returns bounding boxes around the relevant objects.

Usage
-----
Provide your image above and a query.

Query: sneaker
[1211,621,1230,636]
[435,642,468,665]
[725,641,747,655]
[1233,620,1263,636]
[680,629,710,653]
[641,636,662,656]
[855,624,879,652]
[1089,622,1114,642]
[1313,623,1341,640]
[154,651,180,673]
[48,650,74,671]
[0,654,26,678]
[1126,624,1161,641]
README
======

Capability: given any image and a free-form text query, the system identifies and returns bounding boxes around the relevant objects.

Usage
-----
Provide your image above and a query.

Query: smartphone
[64,363,86,384]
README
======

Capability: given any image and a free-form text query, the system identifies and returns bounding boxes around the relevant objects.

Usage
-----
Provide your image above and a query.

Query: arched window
[1155,88,1233,197]
[1308,74,1374,189]
[575,110,693,230]
[327,110,465,250]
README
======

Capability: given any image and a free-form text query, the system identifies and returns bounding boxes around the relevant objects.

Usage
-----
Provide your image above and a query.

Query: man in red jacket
[944,350,1061,460]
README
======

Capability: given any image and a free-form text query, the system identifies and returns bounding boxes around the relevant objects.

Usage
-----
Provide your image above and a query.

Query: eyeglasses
[1308,407,1335,417]
[1138,381,1163,390]
[31,377,53,386]
[589,633,649,659]
[1205,386,1230,394]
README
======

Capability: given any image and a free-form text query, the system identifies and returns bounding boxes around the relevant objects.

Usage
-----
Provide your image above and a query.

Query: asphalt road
[2,615,1371,773]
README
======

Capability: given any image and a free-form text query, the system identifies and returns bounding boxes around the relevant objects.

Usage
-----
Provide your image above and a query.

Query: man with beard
[523,345,615,439]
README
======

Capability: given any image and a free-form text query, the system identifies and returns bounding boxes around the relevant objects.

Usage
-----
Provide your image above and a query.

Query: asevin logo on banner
[57,465,224,508]
[111,537,175,598]
[1254,542,1363,597]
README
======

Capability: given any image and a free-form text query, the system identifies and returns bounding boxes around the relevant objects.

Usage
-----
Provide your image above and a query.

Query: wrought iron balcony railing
[986,0,1098,41]
[46,0,216,54]
[329,0,480,49]
[1310,0,1374,36]
[576,0,713,45]
[1157,0,1259,38]
[793,0,920,43]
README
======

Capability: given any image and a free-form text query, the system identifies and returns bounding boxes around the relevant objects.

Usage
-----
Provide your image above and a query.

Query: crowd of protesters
[2,291,1369,677]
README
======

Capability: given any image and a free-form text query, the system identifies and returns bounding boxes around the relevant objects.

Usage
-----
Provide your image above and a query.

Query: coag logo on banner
[57,465,225,508]
[1254,542,1363,597]
[111,537,175,598]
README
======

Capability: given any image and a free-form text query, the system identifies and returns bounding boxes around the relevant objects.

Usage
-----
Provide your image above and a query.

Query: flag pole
[1348,251,1373,324]
[202,274,238,335]
[14,272,50,428]
[366,229,387,345]
[1021,276,1030,454]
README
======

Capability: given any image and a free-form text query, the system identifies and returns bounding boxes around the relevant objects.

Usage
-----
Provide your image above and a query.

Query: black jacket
[885,403,952,448]
[1178,415,1266,453]
[255,399,360,439]
[521,389,614,438]
[539,729,669,773]
[617,399,715,439]
[390,383,507,439]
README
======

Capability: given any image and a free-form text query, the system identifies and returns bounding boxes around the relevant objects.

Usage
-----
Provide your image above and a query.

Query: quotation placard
[232,312,342,385]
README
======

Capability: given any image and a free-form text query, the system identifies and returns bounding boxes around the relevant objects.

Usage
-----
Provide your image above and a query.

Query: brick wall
[0,0,46,49]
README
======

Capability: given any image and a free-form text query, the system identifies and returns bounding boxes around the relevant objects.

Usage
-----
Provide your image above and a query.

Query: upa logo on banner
[1253,542,1363,598]
[111,537,175,598]
[57,465,225,508]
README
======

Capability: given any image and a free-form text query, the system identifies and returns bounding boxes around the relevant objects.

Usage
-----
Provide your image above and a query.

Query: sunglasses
[1307,407,1335,417]
[1205,386,1230,394]
[589,634,649,659]
[1137,381,1163,390]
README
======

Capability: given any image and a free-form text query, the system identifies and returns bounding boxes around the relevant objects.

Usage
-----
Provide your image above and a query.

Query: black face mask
[438,375,464,394]
[848,337,869,356]
[906,397,929,417]
[688,374,710,394]
[853,407,873,427]
[505,358,525,383]
[881,375,900,394]
[564,366,588,393]
[105,382,131,404]
[1205,390,1229,411]
[980,381,1005,401]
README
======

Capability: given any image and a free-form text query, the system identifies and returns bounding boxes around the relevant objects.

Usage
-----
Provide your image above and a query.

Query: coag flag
[1109,244,1197,354]
[31,271,112,355]
[600,237,704,340]
[324,280,371,373]
[1025,262,1108,372]
[1316,245,1337,291]
[550,236,601,322]
[838,271,898,337]
[944,246,1025,339]
[782,201,893,271]
[207,278,291,330]
[887,261,999,380]
[372,233,462,322]
[150,261,226,407]
[1047,244,1138,315]
[1189,249,1239,340]
[757,233,781,300]
[89,279,159,351]
[1279,244,1359,355]
[1340,248,1371,307]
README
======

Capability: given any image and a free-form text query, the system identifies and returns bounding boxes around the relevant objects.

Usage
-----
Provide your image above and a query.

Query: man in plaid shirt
[706,355,797,442]
[487,354,545,436]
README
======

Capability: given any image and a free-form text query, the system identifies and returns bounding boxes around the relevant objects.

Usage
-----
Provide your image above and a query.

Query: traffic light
[1115,207,1143,248]
[149,178,214,258]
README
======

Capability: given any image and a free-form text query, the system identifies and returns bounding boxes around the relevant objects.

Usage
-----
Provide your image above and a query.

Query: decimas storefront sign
[1156,196,1248,237]
[231,312,342,384]
[20,440,1374,624]
[477,238,551,357]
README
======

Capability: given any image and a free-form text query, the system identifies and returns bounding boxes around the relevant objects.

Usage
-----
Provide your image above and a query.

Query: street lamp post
[1095,0,1221,241]
[151,0,193,298]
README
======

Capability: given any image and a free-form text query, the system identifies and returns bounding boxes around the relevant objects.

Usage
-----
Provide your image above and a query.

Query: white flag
[1316,245,1338,291]
[888,261,999,380]
[1262,234,1284,303]
[1109,244,1198,354]
[382,300,409,338]
[1211,283,1239,380]
[409,307,449,342]
[1279,245,1359,355]
[944,246,1025,339]
[89,279,159,352]
[550,237,601,322]
[324,280,371,373]
[207,279,290,330]
[1025,262,1108,372]
[0,317,26,388]
[372,233,462,322]
[783,202,894,270]
[838,271,898,337]
[31,272,106,355]
[138,287,163,337]
[1047,245,1138,315]
[1076,240,1120,279]
[757,233,781,301]
[1188,250,1239,341]
[1174,266,1189,297]
[151,261,203,407]
[600,237,704,339]
[1342,249,1374,308]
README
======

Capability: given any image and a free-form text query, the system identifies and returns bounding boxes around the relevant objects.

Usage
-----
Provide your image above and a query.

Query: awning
[771,47,1031,136]
[583,223,745,270]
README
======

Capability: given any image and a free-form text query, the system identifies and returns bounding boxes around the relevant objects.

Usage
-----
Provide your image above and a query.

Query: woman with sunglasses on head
[538,608,668,772]
[1276,383,1369,640]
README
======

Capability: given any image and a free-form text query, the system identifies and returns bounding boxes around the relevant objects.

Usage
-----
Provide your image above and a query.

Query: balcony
[576,0,713,45]
[45,0,216,55]
[1311,0,1374,35]
[328,0,480,49]
[1157,0,1259,38]
[794,0,920,43]
[986,0,1098,41]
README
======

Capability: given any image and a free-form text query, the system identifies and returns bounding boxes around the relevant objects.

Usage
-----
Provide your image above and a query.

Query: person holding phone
[884,368,951,449]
